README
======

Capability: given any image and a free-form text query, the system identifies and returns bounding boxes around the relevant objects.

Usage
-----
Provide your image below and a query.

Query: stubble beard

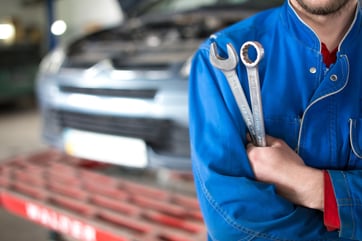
[295,0,352,15]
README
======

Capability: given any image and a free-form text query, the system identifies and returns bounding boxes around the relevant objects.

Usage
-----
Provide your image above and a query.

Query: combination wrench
[240,41,266,147]
[209,42,257,145]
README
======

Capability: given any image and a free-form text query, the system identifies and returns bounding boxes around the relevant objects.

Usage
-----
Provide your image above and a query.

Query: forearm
[247,136,324,210]
[192,158,333,240]
[277,165,324,210]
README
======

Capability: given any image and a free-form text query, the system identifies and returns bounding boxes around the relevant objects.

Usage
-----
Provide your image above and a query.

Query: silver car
[36,0,283,170]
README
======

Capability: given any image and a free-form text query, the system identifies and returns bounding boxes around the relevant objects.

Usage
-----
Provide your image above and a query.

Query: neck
[289,0,357,51]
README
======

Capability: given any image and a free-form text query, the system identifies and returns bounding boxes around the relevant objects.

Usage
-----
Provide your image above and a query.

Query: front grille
[47,110,190,157]
[111,61,171,71]
[59,86,157,99]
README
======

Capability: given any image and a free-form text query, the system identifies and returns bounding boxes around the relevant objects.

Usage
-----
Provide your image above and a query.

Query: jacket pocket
[349,118,362,159]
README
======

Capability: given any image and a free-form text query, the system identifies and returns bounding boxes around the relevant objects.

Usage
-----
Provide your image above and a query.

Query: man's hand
[246,135,324,211]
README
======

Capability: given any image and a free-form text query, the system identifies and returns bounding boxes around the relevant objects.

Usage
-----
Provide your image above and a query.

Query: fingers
[246,133,252,142]
[265,135,277,146]
[246,134,285,148]
[245,133,255,149]
[266,135,286,147]
[246,141,254,150]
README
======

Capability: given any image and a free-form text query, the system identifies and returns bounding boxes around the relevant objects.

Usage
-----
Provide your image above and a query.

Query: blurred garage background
[0,0,285,241]
[0,1,123,240]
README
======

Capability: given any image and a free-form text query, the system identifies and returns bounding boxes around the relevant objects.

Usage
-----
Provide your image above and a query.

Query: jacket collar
[339,3,361,53]
[281,0,361,53]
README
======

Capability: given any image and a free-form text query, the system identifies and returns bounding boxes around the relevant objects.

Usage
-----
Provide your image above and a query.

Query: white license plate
[63,128,148,168]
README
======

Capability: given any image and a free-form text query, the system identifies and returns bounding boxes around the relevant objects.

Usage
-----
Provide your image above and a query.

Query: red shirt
[321,42,338,68]
[321,42,340,231]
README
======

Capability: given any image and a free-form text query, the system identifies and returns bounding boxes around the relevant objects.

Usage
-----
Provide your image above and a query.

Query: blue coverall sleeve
[329,118,362,239]
[189,42,341,240]
[328,170,362,240]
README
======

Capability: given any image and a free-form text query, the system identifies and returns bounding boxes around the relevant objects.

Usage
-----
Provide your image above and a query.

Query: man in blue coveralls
[189,0,362,240]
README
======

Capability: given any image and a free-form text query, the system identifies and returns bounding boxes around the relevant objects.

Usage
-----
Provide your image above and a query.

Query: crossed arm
[246,135,324,211]
[190,45,362,240]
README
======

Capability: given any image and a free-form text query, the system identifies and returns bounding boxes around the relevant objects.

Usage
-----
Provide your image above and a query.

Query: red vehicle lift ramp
[0,150,206,241]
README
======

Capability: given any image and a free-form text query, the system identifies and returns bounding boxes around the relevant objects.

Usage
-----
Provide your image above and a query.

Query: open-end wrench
[240,41,266,147]
[209,42,257,144]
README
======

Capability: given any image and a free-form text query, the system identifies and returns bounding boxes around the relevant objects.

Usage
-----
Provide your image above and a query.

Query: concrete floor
[0,105,50,241]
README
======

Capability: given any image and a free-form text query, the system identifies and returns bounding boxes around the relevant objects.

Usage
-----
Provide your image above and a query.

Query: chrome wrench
[240,41,266,147]
[209,42,257,144]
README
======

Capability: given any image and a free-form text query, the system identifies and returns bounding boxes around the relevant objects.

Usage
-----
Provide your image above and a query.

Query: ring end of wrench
[240,41,264,68]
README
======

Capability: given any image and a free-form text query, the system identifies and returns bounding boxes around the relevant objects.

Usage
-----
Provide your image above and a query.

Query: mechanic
[189,0,362,240]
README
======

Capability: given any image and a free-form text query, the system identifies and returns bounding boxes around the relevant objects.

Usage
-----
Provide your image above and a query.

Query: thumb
[265,135,285,147]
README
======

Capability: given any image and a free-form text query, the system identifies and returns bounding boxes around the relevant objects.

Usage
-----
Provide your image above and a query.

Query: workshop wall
[0,0,123,49]
[56,0,123,44]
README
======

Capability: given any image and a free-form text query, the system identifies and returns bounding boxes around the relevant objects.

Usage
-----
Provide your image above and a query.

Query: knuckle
[274,139,286,147]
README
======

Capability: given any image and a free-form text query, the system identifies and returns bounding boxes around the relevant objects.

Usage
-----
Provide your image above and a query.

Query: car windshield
[127,0,283,17]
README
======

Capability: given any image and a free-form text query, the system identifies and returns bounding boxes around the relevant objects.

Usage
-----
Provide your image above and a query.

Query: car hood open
[64,0,283,69]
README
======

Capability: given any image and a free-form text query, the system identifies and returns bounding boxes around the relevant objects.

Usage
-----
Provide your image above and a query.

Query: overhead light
[0,23,15,40]
[51,20,67,36]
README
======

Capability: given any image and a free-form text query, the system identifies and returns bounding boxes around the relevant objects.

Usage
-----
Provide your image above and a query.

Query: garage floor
[0,105,50,241]
[0,104,198,241]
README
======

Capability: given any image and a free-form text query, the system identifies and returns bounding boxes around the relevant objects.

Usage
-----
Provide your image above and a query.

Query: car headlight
[38,47,65,75]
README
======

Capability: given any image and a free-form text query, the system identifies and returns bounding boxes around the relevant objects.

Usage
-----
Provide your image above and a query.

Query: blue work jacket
[189,1,362,240]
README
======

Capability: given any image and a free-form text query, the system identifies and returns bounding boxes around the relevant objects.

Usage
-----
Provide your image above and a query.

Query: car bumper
[36,68,191,170]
